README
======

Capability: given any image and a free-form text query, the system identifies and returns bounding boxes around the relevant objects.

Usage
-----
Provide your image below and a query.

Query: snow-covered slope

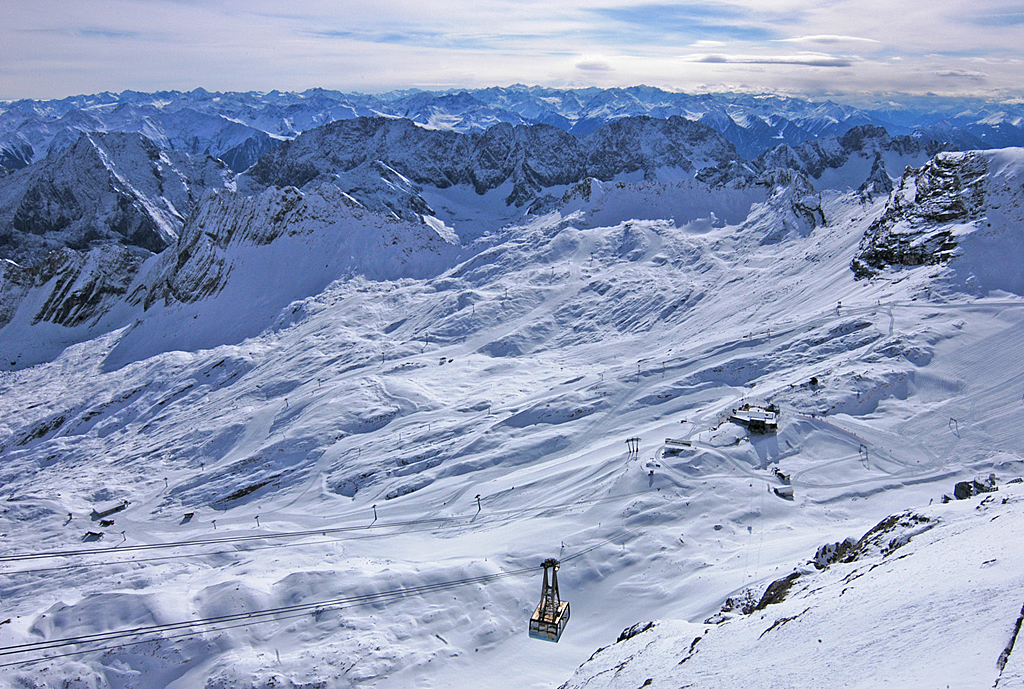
[0,138,1022,689]
[0,182,460,370]
[560,486,1024,689]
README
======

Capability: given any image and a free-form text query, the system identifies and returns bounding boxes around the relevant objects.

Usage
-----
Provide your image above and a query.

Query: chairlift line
[0,529,632,667]
[0,565,535,662]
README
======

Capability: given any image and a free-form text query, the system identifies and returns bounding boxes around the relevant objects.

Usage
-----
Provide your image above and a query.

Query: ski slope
[0,150,1023,688]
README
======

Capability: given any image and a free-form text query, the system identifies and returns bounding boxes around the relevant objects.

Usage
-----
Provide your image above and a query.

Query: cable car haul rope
[0,531,627,668]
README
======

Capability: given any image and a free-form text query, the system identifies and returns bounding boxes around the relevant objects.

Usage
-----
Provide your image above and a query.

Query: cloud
[17,27,147,40]
[576,59,612,72]
[778,35,880,45]
[0,0,1021,100]
[935,69,988,80]
[967,9,1024,25]
[588,2,794,42]
[685,52,854,67]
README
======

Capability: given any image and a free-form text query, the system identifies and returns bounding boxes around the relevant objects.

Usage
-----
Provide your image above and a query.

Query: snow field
[1,153,1023,687]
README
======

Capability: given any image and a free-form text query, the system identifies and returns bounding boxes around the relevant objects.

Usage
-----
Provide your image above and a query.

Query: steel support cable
[0,566,536,660]
[0,523,634,668]
[0,531,629,664]
[0,609,319,670]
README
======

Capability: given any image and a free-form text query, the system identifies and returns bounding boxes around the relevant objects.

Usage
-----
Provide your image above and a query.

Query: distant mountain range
[3,86,1023,174]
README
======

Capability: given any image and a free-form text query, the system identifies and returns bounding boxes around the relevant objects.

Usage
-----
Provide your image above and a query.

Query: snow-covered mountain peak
[0,129,233,266]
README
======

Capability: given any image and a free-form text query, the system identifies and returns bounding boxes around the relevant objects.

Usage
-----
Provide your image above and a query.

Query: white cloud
[778,35,880,44]
[683,52,856,67]
[0,0,1021,99]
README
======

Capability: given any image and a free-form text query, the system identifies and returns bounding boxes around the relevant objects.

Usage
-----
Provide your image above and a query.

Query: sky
[1,0,1022,101]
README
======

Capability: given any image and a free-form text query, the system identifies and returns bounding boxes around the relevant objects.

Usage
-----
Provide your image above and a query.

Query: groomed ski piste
[1,148,1023,688]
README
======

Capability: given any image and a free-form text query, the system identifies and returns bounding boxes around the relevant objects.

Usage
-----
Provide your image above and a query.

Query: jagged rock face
[137,185,319,308]
[858,153,894,198]
[757,124,943,183]
[0,131,232,265]
[585,115,740,179]
[31,245,147,327]
[0,244,147,329]
[246,115,743,211]
[471,122,585,205]
[135,183,459,310]
[852,151,988,276]
[753,167,825,233]
[247,117,469,191]
[0,258,32,328]
[334,161,435,223]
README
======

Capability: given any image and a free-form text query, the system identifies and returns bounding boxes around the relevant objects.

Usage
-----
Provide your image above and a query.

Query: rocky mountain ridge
[0,130,232,265]
[0,107,1020,374]
[853,151,990,275]
[245,115,747,213]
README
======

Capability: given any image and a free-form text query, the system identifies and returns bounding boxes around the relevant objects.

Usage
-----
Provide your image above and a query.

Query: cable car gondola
[529,558,570,642]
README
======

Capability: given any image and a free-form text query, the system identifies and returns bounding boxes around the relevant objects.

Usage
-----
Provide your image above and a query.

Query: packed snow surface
[0,147,1023,688]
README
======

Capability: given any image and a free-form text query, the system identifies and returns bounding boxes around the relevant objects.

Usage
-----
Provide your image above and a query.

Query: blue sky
[1,0,1021,100]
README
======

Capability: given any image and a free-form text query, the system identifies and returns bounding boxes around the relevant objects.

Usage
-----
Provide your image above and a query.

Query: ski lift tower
[529,558,570,642]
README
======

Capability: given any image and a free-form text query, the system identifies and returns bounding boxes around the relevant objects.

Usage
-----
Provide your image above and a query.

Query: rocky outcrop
[852,151,987,276]
[858,153,894,198]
